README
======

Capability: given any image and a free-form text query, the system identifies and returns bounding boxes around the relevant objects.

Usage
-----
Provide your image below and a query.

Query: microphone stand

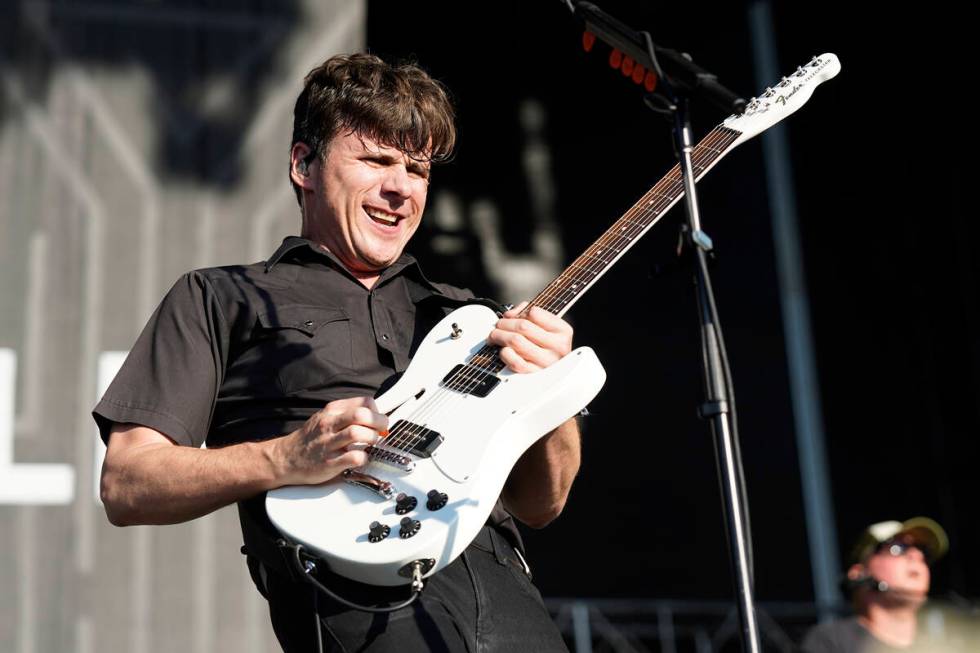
[565,3,760,651]
[673,94,762,653]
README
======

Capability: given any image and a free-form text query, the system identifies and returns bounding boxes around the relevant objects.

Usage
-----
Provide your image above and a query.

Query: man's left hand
[488,302,572,373]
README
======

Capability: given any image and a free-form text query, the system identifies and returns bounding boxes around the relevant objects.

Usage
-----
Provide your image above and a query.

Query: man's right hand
[271,396,388,487]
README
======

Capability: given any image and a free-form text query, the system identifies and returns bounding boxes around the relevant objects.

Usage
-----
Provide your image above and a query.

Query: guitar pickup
[441,364,500,398]
[389,420,443,458]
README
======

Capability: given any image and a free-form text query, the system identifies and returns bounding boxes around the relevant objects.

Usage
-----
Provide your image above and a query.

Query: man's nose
[381,165,412,198]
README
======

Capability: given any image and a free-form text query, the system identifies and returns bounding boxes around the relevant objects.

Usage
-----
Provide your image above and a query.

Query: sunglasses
[876,538,933,564]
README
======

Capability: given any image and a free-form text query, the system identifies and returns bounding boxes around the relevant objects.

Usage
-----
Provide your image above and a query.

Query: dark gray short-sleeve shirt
[93,236,523,565]
[94,236,475,446]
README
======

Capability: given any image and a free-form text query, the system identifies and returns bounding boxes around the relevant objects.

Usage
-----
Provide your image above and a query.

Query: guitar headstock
[723,53,841,141]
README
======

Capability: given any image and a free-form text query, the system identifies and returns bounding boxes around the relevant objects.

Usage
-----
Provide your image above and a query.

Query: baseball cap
[849,516,949,565]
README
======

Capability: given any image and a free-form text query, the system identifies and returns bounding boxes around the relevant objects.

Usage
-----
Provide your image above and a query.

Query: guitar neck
[468,124,743,373]
[467,52,841,372]
[529,124,743,318]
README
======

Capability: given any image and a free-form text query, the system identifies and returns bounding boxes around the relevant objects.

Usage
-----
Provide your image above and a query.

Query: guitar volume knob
[399,517,421,539]
[368,521,390,543]
[395,493,418,515]
[426,489,448,511]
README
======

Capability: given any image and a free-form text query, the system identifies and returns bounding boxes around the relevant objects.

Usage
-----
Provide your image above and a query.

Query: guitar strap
[402,275,506,316]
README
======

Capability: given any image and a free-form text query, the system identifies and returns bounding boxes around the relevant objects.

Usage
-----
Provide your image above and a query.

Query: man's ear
[290,142,315,189]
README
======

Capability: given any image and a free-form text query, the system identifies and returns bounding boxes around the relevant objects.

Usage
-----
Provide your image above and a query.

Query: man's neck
[859,601,920,648]
[304,239,380,289]
[355,274,379,290]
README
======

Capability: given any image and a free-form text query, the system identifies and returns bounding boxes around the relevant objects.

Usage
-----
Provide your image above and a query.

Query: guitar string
[526,128,739,315]
[370,129,739,470]
[373,128,738,461]
[368,127,740,463]
[370,128,738,464]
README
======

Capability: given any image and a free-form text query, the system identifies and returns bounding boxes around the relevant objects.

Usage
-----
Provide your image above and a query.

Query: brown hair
[290,53,456,204]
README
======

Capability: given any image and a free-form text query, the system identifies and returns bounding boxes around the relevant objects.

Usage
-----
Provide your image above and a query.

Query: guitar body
[266,52,841,588]
[266,304,606,586]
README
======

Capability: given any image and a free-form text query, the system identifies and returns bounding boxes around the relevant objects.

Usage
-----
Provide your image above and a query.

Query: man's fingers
[494,305,573,363]
[493,317,563,352]
[332,424,383,449]
[319,404,388,435]
[502,304,571,334]
[525,305,573,337]
[490,330,560,369]
[498,346,541,374]
[502,301,529,319]
[325,449,369,469]
[349,405,388,432]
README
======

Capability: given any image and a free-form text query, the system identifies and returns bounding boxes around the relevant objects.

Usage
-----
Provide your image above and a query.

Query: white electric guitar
[267,54,841,586]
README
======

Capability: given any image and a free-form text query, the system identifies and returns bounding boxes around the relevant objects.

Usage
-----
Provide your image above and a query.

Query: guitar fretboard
[469,125,743,373]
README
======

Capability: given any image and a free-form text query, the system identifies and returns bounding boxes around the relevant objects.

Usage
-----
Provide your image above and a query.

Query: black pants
[264,526,568,653]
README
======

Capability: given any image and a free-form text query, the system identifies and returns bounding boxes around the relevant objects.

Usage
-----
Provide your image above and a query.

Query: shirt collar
[264,236,440,296]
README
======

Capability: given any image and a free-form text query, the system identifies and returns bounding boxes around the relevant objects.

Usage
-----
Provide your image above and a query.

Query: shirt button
[304,320,314,327]
[382,334,390,340]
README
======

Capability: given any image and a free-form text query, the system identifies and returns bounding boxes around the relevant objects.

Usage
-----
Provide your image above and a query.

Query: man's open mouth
[365,207,399,225]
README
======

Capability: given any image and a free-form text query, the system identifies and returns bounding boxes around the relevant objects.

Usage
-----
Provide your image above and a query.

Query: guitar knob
[399,517,421,539]
[368,521,390,543]
[395,493,418,515]
[426,489,448,511]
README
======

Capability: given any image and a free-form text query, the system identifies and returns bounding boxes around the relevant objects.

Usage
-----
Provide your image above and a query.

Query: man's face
[301,130,430,280]
[862,534,931,599]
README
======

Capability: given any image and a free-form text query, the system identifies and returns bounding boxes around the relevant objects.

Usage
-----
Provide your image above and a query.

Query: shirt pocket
[255,305,353,395]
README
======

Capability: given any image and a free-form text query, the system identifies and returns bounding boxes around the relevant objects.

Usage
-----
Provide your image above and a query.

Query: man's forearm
[101,426,282,526]
[102,398,385,527]
[502,417,581,528]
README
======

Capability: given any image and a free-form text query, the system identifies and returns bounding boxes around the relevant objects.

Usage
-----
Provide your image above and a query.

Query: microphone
[851,574,891,593]
[848,574,927,602]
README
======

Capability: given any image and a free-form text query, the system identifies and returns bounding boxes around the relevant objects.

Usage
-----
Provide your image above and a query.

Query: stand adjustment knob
[426,489,448,511]
[368,521,390,543]
[399,517,421,539]
[395,493,418,514]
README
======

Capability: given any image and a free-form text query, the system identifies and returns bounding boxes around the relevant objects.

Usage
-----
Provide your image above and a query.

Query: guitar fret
[509,131,744,336]
[517,127,743,321]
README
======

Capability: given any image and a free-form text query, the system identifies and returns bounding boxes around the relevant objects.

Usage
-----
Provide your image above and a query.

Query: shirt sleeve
[92,271,227,448]
[800,621,840,653]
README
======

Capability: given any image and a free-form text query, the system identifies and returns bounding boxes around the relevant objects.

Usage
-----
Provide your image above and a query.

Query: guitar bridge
[342,469,394,499]
[365,445,415,472]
